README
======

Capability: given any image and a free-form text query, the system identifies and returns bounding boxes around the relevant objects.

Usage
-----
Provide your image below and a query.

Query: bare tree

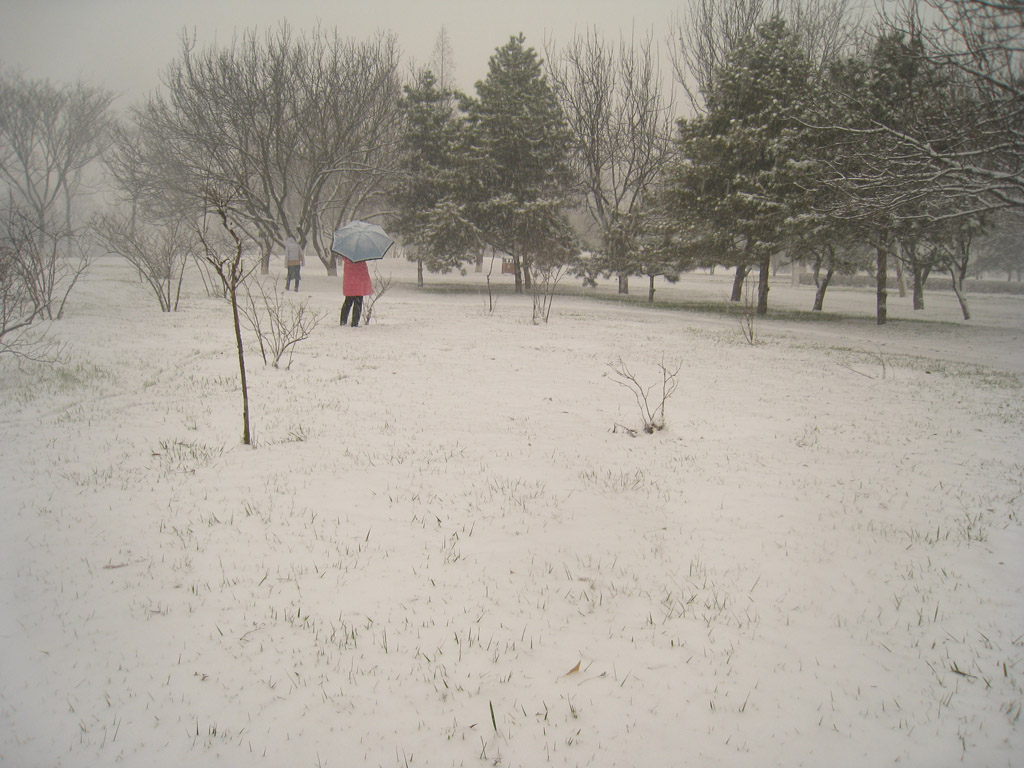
[104,120,221,303]
[429,26,458,92]
[195,192,258,446]
[294,31,403,272]
[671,0,768,111]
[103,25,405,442]
[125,24,402,277]
[0,72,113,319]
[670,0,860,113]
[115,40,315,443]
[129,124,259,441]
[547,30,675,295]
[0,72,114,228]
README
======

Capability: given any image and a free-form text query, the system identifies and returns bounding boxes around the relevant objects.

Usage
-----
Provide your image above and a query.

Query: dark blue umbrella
[331,220,394,263]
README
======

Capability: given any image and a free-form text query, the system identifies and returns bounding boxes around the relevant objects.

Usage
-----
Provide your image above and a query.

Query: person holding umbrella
[339,256,373,327]
[332,220,394,327]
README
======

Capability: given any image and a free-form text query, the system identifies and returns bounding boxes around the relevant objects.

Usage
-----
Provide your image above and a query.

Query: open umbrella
[331,220,394,263]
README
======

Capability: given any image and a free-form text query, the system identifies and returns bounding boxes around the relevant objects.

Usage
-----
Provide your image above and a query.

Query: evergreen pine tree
[464,34,578,293]
[391,70,475,285]
[661,18,812,314]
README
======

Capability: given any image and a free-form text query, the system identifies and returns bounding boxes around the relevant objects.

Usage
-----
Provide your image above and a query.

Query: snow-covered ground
[2,255,1022,767]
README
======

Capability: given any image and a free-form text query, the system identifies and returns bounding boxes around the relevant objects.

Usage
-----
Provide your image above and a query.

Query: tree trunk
[812,266,834,311]
[950,232,971,321]
[876,244,888,325]
[756,255,770,315]
[230,278,251,446]
[912,266,925,310]
[417,259,424,287]
[950,268,971,320]
[648,275,656,303]
[513,252,523,294]
[896,259,907,298]
[220,222,252,446]
[475,251,484,273]
[618,273,629,294]
[730,265,749,302]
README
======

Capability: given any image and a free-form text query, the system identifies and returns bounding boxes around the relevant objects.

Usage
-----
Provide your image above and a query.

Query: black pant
[341,295,363,326]
[285,265,301,290]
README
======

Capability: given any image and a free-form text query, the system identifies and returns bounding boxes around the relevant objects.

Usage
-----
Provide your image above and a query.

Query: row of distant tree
[1,0,1022,355]
[391,0,1024,325]
[655,0,1024,323]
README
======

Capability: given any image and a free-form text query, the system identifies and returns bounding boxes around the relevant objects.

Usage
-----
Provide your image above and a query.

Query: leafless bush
[362,268,394,325]
[838,344,889,380]
[609,357,682,434]
[1,211,37,333]
[530,261,570,324]
[0,204,61,362]
[93,212,196,312]
[1,202,91,322]
[241,276,325,369]
[0,257,60,362]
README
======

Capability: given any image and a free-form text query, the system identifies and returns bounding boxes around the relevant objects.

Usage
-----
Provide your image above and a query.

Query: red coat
[342,257,373,296]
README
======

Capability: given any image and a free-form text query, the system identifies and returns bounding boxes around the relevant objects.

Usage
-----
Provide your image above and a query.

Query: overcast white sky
[0,0,687,105]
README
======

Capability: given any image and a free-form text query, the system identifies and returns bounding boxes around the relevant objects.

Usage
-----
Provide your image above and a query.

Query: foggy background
[0,0,684,99]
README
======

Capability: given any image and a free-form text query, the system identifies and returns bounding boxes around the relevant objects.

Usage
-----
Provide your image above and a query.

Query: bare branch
[609,357,681,433]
